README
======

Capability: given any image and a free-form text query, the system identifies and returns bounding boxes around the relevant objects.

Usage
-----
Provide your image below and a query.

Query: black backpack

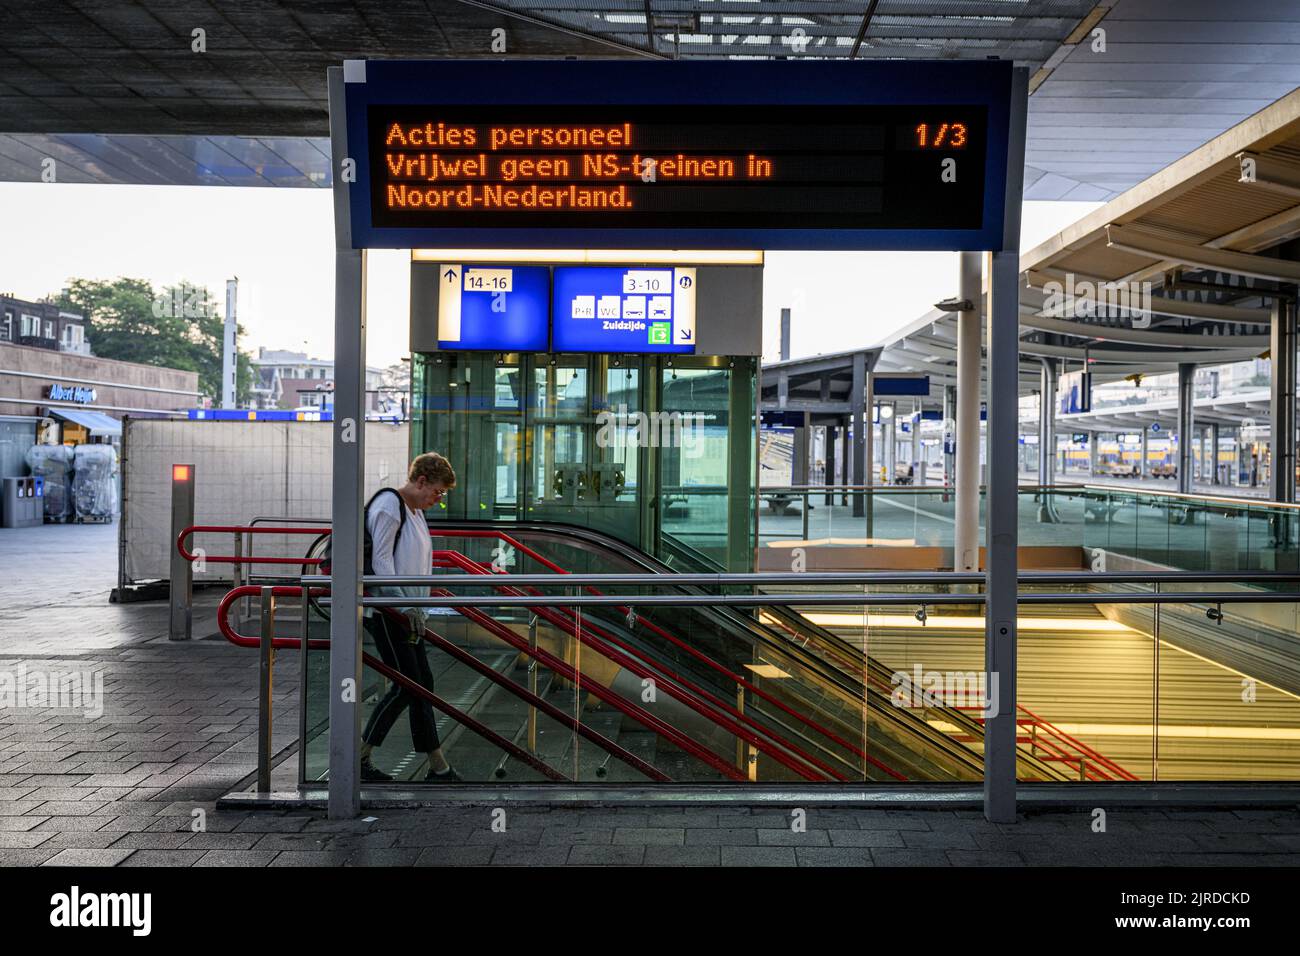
[319,487,407,577]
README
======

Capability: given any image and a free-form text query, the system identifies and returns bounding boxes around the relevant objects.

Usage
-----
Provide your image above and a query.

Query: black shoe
[424,766,462,783]
[361,759,393,782]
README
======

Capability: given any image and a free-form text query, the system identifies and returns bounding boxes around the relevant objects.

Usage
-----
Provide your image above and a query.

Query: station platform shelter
[3,3,1299,830]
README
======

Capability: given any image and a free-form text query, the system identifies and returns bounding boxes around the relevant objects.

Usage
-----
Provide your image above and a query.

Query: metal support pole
[528,614,539,752]
[258,587,276,793]
[1270,297,1296,504]
[840,419,850,507]
[985,66,1027,825]
[1037,358,1056,487]
[943,384,956,501]
[883,403,895,483]
[851,352,866,518]
[168,463,195,642]
[222,278,238,409]
[954,251,982,572]
[986,248,1021,825]
[1206,424,1216,486]
[1037,358,1059,522]
[327,64,366,820]
[779,307,791,362]
[793,412,809,487]
[1140,425,1149,479]
[234,532,247,625]
[1177,362,1195,495]
[824,426,836,506]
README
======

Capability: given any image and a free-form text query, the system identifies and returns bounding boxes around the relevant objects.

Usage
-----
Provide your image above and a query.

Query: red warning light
[172,465,191,482]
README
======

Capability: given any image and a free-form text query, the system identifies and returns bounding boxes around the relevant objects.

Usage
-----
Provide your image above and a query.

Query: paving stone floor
[2,523,1299,866]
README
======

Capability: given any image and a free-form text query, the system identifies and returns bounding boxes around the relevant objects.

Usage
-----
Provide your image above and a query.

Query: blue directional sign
[551,266,696,354]
[436,264,549,351]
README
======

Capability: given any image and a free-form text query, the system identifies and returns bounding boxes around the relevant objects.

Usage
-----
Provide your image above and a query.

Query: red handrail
[436,592,749,781]
[215,585,568,781]
[384,607,671,783]
[179,524,329,565]
[197,523,908,781]
[433,548,835,782]
[427,531,907,781]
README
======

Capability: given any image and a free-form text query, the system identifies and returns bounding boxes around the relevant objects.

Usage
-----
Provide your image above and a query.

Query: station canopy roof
[3,1,1299,199]
[871,85,1300,401]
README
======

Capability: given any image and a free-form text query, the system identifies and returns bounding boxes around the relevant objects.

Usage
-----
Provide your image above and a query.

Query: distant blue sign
[873,375,929,397]
[551,266,696,354]
[437,264,549,351]
[188,409,333,422]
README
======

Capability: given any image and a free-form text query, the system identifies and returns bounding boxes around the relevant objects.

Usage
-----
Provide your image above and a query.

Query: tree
[56,277,255,404]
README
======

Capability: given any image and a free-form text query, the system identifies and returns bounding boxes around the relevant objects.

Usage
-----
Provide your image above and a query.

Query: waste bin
[2,477,43,528]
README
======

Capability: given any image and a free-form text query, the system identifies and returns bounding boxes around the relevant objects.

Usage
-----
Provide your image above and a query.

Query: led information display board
[344,60,1014,250]
[873,374,930,397]
[552,267,696,354]
[436,264,549,351]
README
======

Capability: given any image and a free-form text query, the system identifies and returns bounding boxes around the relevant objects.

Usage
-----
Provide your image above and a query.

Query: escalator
[319,520,1077,785]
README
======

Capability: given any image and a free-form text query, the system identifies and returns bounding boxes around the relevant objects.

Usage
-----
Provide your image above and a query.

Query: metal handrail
[320,568,1300,587]
[219,586,569,783]
[758,481,1300,511]
[431,550,841,782]
[432,548,898,782]
[342,590,1300,608]
[178,524,330,565]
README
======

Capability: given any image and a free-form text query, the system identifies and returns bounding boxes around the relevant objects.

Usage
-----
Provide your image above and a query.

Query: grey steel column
[222,279,238,409]
[985,67,1028,825]
[883,404,895,482]
[1211,422,1221,485]
[864,370,874,537]
[1270,298,1296,503]
[1177,362,1195,495]
[327,64,366,820]
[986,249,1021,826]
[840,419,850,507]
[954,251,982,572]
[851,352,866,518]
[779,308,791,362]
[793,413,809,486]
[1037,357,1059,522]
[1037,358,1056,487]
[943,384,956,495]
[824,426,836,505]
[1140,425,1149,479]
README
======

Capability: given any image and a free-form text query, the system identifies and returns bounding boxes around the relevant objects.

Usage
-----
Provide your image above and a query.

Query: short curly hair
[409,451,456,488]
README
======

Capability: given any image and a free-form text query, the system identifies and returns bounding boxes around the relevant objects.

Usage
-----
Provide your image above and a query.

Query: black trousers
[361,613,440,753]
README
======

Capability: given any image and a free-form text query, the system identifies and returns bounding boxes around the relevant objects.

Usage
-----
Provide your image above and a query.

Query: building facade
[0,293,90,355]
[250,347,389,413]
[0,340,201,469]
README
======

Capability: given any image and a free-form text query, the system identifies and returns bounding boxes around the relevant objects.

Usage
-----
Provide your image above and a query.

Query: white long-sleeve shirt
[365,490,432,619]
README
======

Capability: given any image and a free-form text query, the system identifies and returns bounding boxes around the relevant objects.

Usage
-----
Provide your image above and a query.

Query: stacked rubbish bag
[71,444,119,521]
[23,443,119,522]
[25,444,73,521]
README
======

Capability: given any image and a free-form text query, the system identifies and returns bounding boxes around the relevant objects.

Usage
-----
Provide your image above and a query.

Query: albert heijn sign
[47,383,97,404]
